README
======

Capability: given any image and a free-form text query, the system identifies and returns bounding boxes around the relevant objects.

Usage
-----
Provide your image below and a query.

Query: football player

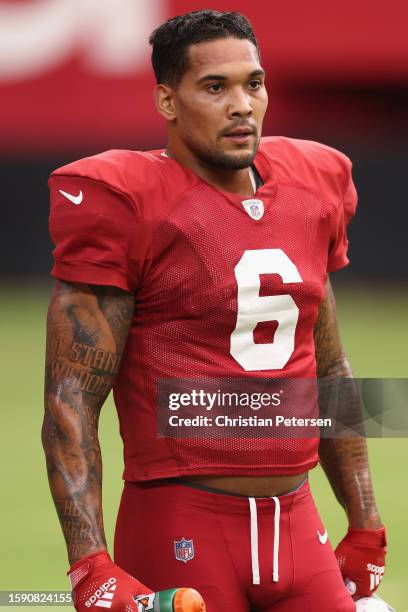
[42,10,387,611]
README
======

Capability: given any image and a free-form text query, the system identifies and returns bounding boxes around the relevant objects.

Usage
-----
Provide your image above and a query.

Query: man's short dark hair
[149,10,259,87]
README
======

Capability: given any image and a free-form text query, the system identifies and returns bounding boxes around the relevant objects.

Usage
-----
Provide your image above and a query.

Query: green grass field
[1,282,407,610]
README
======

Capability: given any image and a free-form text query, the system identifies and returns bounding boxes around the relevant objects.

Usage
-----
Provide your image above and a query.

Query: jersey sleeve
[327,158,358,272]
[49,174,149,292]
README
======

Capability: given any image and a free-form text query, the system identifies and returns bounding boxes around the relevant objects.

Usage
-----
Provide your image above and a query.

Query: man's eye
[208,83,223,93]
[248,80,262,90]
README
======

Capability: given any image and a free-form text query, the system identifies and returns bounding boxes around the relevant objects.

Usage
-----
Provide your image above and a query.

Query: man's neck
[165,144,255,198]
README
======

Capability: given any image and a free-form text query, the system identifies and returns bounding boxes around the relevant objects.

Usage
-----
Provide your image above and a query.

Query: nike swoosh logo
[317,529,328,544]
[59,189,83,205]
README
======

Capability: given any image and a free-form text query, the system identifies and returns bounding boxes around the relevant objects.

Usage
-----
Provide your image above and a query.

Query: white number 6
[230,249,302,371]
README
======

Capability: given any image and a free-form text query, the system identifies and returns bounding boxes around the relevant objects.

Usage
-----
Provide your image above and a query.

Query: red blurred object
[1,0,407,153]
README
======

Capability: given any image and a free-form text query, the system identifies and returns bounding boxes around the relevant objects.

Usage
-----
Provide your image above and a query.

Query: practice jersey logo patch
[242,198,264,220]
[174,537,194,563]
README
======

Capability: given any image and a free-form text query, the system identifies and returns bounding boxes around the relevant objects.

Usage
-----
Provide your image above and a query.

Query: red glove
[68,551,152,611]
[335,526,387,600]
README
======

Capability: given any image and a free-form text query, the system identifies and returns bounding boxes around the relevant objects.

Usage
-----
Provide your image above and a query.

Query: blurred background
[1,0,407,609]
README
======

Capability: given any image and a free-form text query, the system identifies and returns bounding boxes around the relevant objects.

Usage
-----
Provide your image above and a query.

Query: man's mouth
[223,127,255,144]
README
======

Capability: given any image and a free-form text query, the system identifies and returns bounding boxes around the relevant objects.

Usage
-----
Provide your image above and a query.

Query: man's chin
[213,149,257,170]
[186,137,259,171]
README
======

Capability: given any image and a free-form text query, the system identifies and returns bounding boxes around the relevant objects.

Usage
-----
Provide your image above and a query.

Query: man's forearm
[42,281,134,564]
[314,279,381,530]
[318,355,381,529]
[41,395,107,564]
[319,437,381,530]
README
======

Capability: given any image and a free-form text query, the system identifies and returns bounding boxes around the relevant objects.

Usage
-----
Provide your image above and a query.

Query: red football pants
[114,479,355,611]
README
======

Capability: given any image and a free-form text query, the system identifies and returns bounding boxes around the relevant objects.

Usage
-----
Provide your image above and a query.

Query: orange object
[173,588,206,612]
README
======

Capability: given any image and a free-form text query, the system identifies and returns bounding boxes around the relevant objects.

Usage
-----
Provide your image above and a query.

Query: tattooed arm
[315,278,381,529]
[41,280,134,564]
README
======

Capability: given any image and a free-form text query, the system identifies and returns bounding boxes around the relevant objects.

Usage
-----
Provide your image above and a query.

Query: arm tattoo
[42,280,134,564]
[315,279,381,529]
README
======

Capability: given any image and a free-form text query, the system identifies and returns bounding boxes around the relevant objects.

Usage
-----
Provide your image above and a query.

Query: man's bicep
[314,277,349,377]
[45,279,135,416]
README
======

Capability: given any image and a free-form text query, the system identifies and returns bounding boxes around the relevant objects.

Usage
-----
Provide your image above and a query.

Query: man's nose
[227,87,253,118]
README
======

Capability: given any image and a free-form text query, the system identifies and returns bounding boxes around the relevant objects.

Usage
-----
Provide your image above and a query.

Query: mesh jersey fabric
[48,136,357,481]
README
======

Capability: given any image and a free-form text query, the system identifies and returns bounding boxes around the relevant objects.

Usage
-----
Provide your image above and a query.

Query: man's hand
[335,527,387,599]
[69,551,152,611]
[69,551,206,611]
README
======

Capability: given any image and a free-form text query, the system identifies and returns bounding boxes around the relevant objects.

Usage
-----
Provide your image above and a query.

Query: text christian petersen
[166,389,332,429]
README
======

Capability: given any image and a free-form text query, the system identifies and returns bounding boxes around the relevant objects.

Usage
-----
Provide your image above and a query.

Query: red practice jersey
[49,136,357,481]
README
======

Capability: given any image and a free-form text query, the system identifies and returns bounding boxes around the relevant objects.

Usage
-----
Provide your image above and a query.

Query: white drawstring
[248,496,281,585]
[271,496,280,582]
[249,497,260,585]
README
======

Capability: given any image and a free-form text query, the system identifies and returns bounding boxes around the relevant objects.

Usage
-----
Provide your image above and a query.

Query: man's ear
[154,84,177,121]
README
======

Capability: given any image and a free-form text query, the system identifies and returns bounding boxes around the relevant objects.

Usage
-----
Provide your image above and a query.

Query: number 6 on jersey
[230,249,303,371]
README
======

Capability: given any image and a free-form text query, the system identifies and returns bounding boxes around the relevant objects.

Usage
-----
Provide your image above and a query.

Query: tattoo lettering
[49,332,120,373]
[62,500,81,518]
[69,342,120,372]
[62,519,91,541]
[42,280,134,564]
[56,496,106,561]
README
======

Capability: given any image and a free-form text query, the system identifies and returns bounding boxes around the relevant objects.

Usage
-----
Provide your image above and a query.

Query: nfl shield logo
[174,537,195,563]
[242,198,264,220]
